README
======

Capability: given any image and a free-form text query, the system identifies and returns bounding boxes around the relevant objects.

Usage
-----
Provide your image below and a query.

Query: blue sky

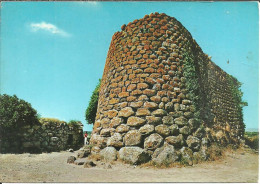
[1,2,259,131]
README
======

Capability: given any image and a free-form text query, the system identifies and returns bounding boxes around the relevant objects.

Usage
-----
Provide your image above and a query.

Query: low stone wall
[0,122,83,153]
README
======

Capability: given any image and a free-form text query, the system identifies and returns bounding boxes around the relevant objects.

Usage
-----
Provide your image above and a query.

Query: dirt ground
[0,147,258,183]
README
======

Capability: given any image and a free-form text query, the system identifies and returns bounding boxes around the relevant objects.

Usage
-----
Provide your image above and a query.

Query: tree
[85,79,101,124]
[0,94,39,130]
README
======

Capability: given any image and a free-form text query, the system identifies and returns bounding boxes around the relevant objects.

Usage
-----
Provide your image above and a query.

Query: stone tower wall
[90,12,245,164]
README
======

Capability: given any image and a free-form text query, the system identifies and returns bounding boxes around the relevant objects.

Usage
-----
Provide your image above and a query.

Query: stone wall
[0,121,83,153]
[90,12,245,164]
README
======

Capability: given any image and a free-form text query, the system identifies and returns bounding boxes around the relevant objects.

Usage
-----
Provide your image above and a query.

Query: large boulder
[118,147,150,165]
[118,107,134,117]
[179,126,191,135]
[155,125,170,136]
[180,147,193,165]
[83,160,96,168]
[100,147,118,162]
[107,133,124,148]
[152,144,179,165]
[127,116,146,127]
[139,124,154,135]
[186,135,201,151]
[165,134,184,148]
[174,116,188,126]
[67,156,76,164]
[144,133,163,150]
[146,116,162,125]
[116,124,130,133]
[124,130,142,146]
[77,149,91,158]
[162,115,174,125]
[90,134,107,148]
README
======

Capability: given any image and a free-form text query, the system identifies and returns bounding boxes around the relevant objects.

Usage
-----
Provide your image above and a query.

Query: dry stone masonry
[0,120,83,153]
[90,12,245,165]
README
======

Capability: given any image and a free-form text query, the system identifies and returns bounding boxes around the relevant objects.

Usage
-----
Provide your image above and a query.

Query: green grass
[245,131,259,150]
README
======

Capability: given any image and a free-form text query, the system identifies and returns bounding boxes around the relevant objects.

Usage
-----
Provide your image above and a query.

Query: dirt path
[0,147,258,182]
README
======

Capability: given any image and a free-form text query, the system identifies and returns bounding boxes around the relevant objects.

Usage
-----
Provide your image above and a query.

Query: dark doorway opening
[67,134,73,145]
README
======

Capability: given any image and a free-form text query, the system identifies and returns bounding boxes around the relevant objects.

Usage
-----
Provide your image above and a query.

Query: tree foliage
[0,94,39,130]
[85,79,101,124]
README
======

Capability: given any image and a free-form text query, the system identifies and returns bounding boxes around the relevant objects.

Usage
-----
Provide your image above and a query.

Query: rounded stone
[118,107,135,117]
[110,117,124,128]
[100,147,118,162]
[127,116,146,127]
[155,124,170,136]
[144,133,163,150]
[151,109,167,117]
[186,135,201,151]
[124,130,142,146]
[165,134,184,148]
[136,108,151,116]
[107,133,124,148]
[174,116,188,126]
[118,147,150,165]
[139,124,155,135]
[116,124,130,133]
[162,115,174,125]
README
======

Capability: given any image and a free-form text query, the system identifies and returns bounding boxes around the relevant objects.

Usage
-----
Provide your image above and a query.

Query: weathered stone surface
[100,118,110,128]
[155,125,170,136]
[143,89,156,96]
[174,116,188,126]
[100,147,118,162]
[100,128,111,137]
[130,101,143,108]
[152,109,167,117]
[83,160,96,168]
[165,134,184,148]
[91,146,101,154]
[136,108,151,116]
[180,147,193,165]
[146,116,162,125]
[186,135,201,151]
[124,130,142,146]
[162,115,174,125]
[77,149,91,158]
[90,134,107,148]
[168,124,179,135]
[107,110,118,118]
[179,126,191,135]
[152,144,179,165]
[144,133,163,150]
[67,156,76,164]
[83,13,245,167]
[165,102,174,111]
[74,159,86,165]
[118,107,134,117]
[110,117,124,128]
[116,124,130,133]
[107,133,123,147]
[139,124,154,135]
[127,116,146,127]
[144,102,158,109]
[118,147,150,165]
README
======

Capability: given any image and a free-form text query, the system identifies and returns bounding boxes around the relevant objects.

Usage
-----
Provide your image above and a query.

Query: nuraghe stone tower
[90,12,245,165]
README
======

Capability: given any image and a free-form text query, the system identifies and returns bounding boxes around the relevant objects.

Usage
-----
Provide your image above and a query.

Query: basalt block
[90,12,246,165]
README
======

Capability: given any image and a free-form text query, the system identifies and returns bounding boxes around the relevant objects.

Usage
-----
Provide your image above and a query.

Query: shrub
[68,120,82,128]
[245,132,259,150]
[0,94,39,130]
[39,117,66,125]
[85,79,101,124]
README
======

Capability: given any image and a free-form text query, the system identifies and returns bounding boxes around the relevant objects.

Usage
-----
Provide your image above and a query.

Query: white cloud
[30,22,71,37]
[74,1,100,7]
